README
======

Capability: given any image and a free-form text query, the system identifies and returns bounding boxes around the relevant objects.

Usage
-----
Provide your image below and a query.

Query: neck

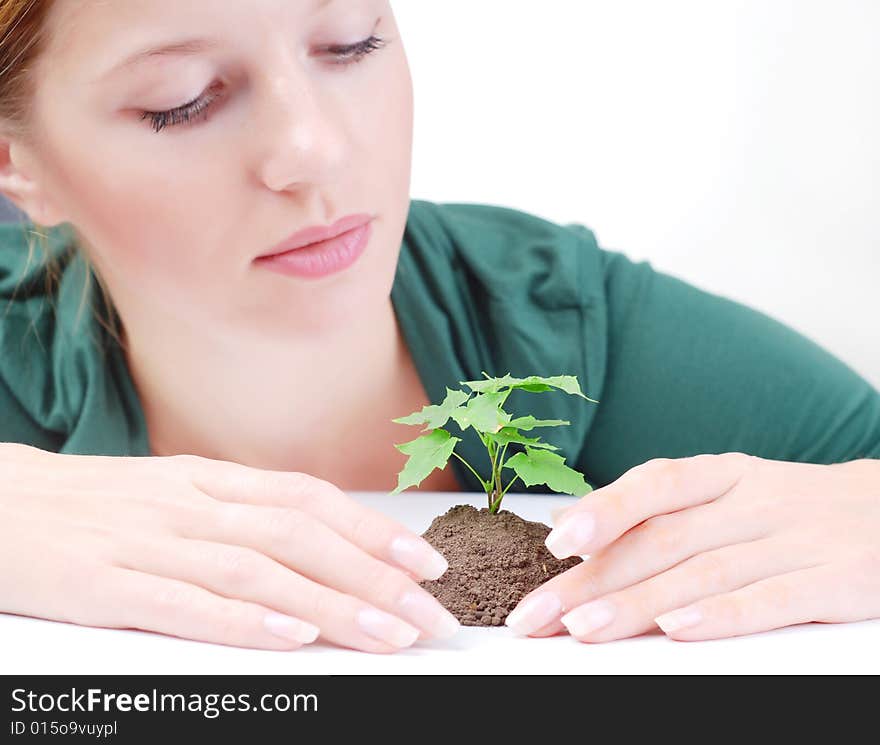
[121,296,411,475]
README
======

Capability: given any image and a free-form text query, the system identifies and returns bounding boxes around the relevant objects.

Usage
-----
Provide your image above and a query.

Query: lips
[254,219,373,279]
[259,213,373,258]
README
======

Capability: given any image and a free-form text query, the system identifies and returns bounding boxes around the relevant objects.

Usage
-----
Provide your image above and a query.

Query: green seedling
[390,372,599,513]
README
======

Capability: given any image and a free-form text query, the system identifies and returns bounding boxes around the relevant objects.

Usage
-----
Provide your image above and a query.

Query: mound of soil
[418,504,582,626]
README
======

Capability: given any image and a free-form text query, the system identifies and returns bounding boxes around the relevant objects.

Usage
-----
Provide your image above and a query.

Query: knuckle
[714,594,743,626]
[362,558,403,597]
[212,601,249,644]
[144,455,211,501]
[758,579,792,612]
[652,458,680,491]
[263,508,310,544]
[259,468,319,509]
[347,509,376,548]
[162,453,201,478]
[633,457,680,498]
[689,551,731,591]
[728,452,760,487]
[571,565,605,606]
[548,559,606,611]
[638,515,680,556]
[287,478,320,512]
[300,476,343,510]
[728,451,758,470]
[212,546,258,589]
[639,457,676,476]
[57,563,108,625]
[164,489,216,533]
[307,587,335,624]
[325,485,363,523]
[151,582,197,614]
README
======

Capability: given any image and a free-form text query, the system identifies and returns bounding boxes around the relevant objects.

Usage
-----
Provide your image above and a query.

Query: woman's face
[25,0,413,340]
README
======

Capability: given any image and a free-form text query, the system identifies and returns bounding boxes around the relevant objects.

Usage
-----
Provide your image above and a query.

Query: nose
[253,65,349,193]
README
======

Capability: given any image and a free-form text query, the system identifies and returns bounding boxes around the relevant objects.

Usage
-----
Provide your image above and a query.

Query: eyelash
[139,34,388,134]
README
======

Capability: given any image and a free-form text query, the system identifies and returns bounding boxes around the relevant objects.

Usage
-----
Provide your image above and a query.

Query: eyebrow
[100,0,337,78]
[108,38,222,76]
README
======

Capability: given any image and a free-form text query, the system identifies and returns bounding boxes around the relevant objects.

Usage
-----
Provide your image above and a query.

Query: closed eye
[140,31,390,133]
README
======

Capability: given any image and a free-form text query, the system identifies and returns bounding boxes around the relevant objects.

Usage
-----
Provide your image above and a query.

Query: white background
[396,0,880,388]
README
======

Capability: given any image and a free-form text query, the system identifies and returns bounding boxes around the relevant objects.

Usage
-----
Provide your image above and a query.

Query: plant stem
[490,388,514,513]
[489,477,517,513]
[468,387,519,512]
[496,441,509,506]
[450,451,488,491]
[487,437,498,511]
[499,473,521,501]
[490,474,520,512]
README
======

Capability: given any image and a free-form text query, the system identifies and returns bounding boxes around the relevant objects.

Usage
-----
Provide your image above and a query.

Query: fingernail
[505,593,563,635]
[560,600,615,637]
[397,592,460,639]
[655,606,703,634]
[263,612,320,644]
[390,535,448,580]
[550,505,573,525]
[357,607,420,648]
[545,512,596,559]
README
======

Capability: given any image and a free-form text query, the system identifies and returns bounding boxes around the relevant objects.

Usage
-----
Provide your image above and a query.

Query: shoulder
[0,220,78,297]
[403,199,607,310]
[0,220,101,449]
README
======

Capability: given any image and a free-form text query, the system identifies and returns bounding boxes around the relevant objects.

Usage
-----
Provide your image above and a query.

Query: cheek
[39,124,224,288]
[371,52,414,188]
[346,52,413,264]
[360,54,414,256]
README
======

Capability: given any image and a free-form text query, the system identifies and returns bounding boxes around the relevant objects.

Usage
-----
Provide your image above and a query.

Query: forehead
[40,0,334,80]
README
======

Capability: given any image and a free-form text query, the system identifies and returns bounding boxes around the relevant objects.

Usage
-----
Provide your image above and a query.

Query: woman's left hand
[504,452,880,641]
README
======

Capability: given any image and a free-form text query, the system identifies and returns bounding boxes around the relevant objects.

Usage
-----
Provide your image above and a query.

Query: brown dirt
[418,504,582,626]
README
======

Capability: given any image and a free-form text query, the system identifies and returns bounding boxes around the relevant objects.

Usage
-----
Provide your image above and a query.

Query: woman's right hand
[0,442,459,653]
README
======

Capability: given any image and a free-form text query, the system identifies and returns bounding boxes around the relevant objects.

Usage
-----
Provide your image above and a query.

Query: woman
[1,0,878,654]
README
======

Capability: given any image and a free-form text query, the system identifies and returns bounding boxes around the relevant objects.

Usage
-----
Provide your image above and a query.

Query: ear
[0,137,68,226]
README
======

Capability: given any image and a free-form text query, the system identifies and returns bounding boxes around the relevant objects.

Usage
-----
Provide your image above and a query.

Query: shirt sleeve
[0,222,68,451]
[0,369,63,450]
[572,233,880,487]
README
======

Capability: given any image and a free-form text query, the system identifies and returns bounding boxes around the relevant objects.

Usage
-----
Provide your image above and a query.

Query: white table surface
[2,490,878,675]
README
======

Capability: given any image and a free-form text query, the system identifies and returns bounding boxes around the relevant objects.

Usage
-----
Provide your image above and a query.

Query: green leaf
[391,387,471,431]
[503,447,593,497]
[449,390,512,434]
[459,372,599,402]
[389,429,461,495]
[506,415,570,431]
[485,427,560,450]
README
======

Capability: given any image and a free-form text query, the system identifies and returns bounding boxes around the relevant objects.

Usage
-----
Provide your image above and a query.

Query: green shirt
[1,199,879,492]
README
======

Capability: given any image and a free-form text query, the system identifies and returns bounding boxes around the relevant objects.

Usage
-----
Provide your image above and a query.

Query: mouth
[258,213,374,259]
[253,215,375,280]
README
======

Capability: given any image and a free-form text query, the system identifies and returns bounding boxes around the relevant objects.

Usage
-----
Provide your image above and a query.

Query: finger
[173,454,448,580]
[525,619,566,637]
[115,536,431,653]
[99,567,320,650]
[652,563,870,641]
[506,499,765,635]
[559,537,818,642]
[179,504,459,641]
[544,452,754,559]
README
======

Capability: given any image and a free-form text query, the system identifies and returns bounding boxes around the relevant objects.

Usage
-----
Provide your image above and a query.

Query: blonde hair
[1,0,123,351]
